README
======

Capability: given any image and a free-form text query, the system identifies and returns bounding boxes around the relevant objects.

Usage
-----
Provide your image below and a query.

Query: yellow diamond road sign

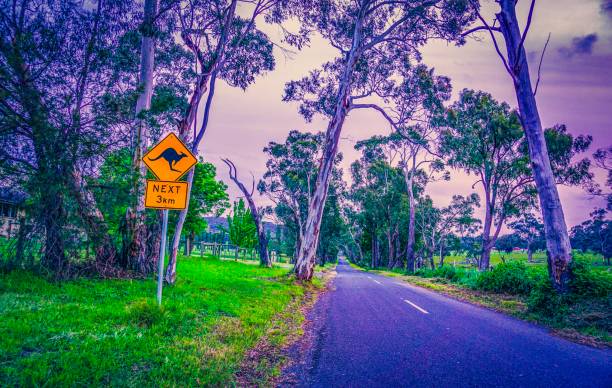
[143,133,197,182]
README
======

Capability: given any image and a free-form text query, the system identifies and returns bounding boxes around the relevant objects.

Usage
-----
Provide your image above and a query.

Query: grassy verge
[0,255,326,386]
[352,263,611,348]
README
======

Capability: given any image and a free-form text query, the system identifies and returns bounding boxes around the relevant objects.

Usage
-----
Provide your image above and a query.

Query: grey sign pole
[157,209,169,306]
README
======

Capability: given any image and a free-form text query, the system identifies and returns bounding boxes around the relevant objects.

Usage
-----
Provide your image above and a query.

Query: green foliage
[476,261,535,295]
[571,208,611,261]
[524,258,611,317]
[227,199,257,249]
[569,258,612,298]
[96,148,134,237]
[415,265,479,285]
[173,162,229,239]
[0,257,304,386]
[527,278,569,317]
[126,299,166,328]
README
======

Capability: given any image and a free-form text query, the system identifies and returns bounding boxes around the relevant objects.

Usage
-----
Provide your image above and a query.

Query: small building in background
[0,189,26,238]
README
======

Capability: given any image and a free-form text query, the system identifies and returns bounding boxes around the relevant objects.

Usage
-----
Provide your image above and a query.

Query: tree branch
[533,32,550,97]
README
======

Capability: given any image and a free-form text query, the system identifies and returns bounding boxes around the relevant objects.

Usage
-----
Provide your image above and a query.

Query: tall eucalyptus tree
[462,0,580,291]
[0,0,136,275]
[439,90,592,270]
[284,0,477,280]
[165,0,284,283]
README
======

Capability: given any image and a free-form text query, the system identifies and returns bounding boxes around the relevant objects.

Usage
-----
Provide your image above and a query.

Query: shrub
[527,259,611,317]
[476,261,534,295]
[126,299,166,327]
[570,258,612,298]
[527,278,567,317]
[414,265,479,286]
[414,267,435,278]
[436,265,459,281]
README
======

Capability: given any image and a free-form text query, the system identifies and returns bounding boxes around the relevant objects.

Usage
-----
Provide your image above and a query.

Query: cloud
[558,33,599,58]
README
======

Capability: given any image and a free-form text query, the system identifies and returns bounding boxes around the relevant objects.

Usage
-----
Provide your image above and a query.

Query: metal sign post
[156,209,169,306]
[142,132,197,307]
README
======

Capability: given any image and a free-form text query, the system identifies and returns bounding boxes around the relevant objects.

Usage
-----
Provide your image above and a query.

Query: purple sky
[202,0,612,228]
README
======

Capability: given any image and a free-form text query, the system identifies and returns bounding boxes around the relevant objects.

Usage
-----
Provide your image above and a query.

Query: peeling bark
[124,0,158,275]
[403,164,417,272]
[498,0,573,292]
[294,8,365,280]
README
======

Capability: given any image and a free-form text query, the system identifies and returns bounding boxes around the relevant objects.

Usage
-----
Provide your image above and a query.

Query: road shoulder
[351,264,611,349]
[236,266,337,387]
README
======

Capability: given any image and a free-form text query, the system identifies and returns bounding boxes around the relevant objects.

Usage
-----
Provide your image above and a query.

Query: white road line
[404,299,429,314]
[373,279,381,285]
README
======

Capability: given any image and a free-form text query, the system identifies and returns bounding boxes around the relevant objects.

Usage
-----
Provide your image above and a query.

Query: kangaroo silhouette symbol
[148,147,188,172]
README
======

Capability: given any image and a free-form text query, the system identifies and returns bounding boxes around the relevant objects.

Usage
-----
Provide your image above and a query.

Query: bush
[527,259,611,317]
[414,267,435,278]
[126,299,166,327]
[527,278,568,317]
[414,265,479,286]
[570,258,612,298]
[476,261,534,295]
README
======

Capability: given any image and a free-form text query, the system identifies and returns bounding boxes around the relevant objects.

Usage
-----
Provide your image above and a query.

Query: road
[285,260,612,387]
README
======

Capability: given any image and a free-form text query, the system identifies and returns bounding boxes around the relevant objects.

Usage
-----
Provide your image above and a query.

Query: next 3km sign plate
[144,180,189,210]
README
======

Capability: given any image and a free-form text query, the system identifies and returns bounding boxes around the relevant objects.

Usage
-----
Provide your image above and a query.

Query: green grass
[0,255,310,386]
[351,260,611,347]
[441,250,608,267]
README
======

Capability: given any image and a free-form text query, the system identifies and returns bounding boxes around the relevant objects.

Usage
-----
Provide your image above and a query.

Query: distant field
[440,250,608,268]
[0,256,311,386]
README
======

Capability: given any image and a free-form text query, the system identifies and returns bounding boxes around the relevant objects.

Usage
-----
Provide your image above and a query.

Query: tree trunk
[146,210,162,270]
[439,240,445,268]
[527,245,533,263]
[480,248,491,271]
[497,0,573,292]
[70,169,118,274]
[371,235,377,268]
[189,232,195,255]
[14,215,30,268]
[387,230,394,269]
[393,230,402,269]
[222,158,271,267]
[124,0,157,275]
[248,204,271,267]
[184,237,190,256]
[404,165,417,272]
[479,196,494,270]
[165,168,194,283]
[40,191,67,275]
[166,1,237,283]
[294,12,365,280]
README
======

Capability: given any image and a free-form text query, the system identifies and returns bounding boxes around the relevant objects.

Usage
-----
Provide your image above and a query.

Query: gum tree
[284,0,477,280]
[508,212,544,262]
[222,158,271,267]
[0,0,136,275]
[165,0,283,283]
[258,130,344,264]
[439,90,592,270]
[463,0,580,291]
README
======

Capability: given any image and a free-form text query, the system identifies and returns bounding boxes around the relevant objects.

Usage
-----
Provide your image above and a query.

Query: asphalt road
[288,260,612,388]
